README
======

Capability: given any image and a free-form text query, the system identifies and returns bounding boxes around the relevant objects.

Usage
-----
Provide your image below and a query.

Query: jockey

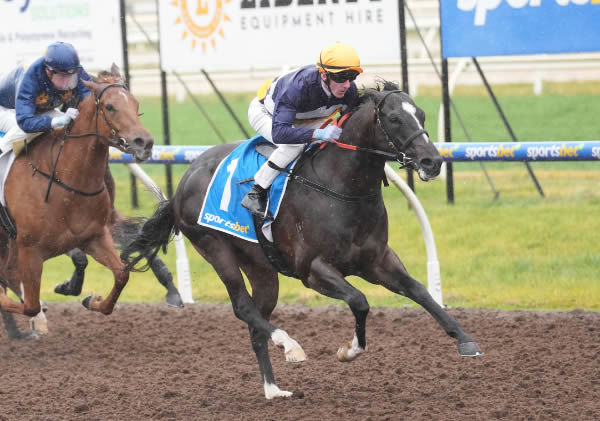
[0,41,92,154]
[242,42,363,218]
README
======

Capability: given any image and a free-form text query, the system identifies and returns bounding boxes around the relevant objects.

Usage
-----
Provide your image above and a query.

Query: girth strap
[30,164,105,197]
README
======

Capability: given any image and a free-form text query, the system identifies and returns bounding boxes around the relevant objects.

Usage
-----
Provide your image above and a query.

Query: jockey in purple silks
[242,42,364,219]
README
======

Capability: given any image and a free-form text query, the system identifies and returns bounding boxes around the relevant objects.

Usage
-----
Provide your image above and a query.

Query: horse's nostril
[134,138,145,147]
[420,158,434,169]
[145,138,154,151]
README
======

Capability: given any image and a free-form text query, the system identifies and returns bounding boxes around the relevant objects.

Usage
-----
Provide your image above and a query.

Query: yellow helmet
[316,42,363,74]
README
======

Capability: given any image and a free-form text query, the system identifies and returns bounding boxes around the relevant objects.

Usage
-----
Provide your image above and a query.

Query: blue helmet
[44,42,81,74]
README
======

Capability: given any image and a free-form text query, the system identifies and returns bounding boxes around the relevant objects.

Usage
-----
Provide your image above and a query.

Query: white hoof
[285,346,307,363]
[336,335,366,362]
[271,329,307,363]
[30,315,48,335]
[264,381,293,399]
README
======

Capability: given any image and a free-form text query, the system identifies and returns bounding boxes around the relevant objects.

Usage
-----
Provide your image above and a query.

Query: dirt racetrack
[0,302,598,421]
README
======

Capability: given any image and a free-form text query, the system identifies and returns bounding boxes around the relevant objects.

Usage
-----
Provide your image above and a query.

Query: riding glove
[50,115,72,129]
[313,125,342,143]
[65,108,79,120]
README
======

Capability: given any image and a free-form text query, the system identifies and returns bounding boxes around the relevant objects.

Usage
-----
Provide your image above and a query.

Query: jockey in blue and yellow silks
[242,42,363,219]
[0,41,92,154]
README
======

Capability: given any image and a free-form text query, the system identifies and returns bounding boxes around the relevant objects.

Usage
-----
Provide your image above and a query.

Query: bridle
[67,82,131,149]
[328,90,428,170]
[30,82,131,201]
[283,90,428,203]
[373,90,427,169]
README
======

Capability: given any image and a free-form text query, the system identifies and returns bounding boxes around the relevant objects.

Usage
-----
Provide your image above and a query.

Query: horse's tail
[120,199,176,272]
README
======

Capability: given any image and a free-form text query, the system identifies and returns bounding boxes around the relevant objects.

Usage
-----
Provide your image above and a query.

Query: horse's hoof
[8,329,39,340]
[165,290,184,308]
[30,318,48,335]
[458,341,484,357]
[264,383,293,399]
[82,295,93,310]
[54,282,69,296]
[337,341,366,362]
[285,347,307,363]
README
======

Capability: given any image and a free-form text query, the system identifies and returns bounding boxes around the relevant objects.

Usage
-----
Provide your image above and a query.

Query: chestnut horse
[0,65,153,328]
[121,82,482,399]
[53,167,183,309]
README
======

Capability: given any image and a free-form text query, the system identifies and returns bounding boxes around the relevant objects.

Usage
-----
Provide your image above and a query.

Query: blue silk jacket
[0,57,91,133]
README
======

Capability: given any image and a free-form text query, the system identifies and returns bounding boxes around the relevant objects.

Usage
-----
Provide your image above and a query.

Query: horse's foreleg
[306,258,370,362]
[82,232,129,315]
[0,248,42,317]
[367,247,482,357]
[54,248,87,296]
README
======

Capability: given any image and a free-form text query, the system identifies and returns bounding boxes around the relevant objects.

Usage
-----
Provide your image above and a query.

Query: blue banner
[436,141,600,161]
[109,145,213,164]
[108,142,600,164]
[441,0,600,58]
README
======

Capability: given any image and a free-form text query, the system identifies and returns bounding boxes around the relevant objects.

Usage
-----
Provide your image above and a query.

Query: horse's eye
[105,104,115,112]
[389,114,401,123]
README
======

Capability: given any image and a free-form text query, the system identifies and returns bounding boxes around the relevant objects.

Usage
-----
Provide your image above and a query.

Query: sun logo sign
[171,0,231,53]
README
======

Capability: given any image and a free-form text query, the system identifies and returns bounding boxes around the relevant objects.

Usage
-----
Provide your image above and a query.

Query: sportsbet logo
[458,0,599,26]
[437,145,459,159]
[465,144,520,160]
[171,0,232,53]
[527,143,584,160]
[203,212,250,234]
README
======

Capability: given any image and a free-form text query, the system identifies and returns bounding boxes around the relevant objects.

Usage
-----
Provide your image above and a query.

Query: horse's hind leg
[54,248,87,296]
[193,238,302,399]
[367,246,482,357]
[306,258,370,362]
[148,255,183,308]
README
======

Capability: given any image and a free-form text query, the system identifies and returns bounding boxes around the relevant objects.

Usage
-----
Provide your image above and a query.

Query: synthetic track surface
[1,303,598,420]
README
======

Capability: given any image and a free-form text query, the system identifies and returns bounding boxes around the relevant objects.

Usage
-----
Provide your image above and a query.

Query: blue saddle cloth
[197,135,295,242]
[0,132,4,137]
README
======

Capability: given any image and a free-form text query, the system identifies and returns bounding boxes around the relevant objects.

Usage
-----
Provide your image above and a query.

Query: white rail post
[384,165,443,307]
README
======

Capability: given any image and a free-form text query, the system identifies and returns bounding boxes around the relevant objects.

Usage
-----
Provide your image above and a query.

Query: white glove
[314,125,342,143]
[64,108,79,120]
[50,115,72,129]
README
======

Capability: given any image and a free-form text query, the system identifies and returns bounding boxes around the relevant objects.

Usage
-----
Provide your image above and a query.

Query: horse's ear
[415,107,426,126]
[82,79,100,94]
[110,63,122,80]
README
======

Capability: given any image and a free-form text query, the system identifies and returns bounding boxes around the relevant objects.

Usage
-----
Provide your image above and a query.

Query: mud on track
[0,303,598,420]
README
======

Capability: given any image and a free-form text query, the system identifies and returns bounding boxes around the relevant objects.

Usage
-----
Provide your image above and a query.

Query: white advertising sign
[158,0,398,72]
[0,0,123,73]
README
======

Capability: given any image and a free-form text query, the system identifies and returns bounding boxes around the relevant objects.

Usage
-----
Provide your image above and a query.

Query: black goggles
[327,70,359,83]
[47,66,79,75]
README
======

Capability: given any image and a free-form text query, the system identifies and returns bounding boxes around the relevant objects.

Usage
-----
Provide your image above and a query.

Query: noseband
[69,82,131,149]
[374,90,428,169]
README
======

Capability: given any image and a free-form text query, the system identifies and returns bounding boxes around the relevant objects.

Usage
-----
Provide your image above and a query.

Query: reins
[31,83,128,202]
[280,90,427,202]
[325,90,428,169]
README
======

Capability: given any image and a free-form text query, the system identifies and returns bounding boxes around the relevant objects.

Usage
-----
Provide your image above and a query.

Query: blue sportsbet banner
[108,142,600,164]
[441,0,600,58]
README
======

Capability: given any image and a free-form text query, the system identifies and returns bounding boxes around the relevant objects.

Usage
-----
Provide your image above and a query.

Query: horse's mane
[93,70,122,85]
[356,79,402,110]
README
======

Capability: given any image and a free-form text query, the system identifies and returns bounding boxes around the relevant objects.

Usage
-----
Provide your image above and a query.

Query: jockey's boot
[241,184,271,220]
